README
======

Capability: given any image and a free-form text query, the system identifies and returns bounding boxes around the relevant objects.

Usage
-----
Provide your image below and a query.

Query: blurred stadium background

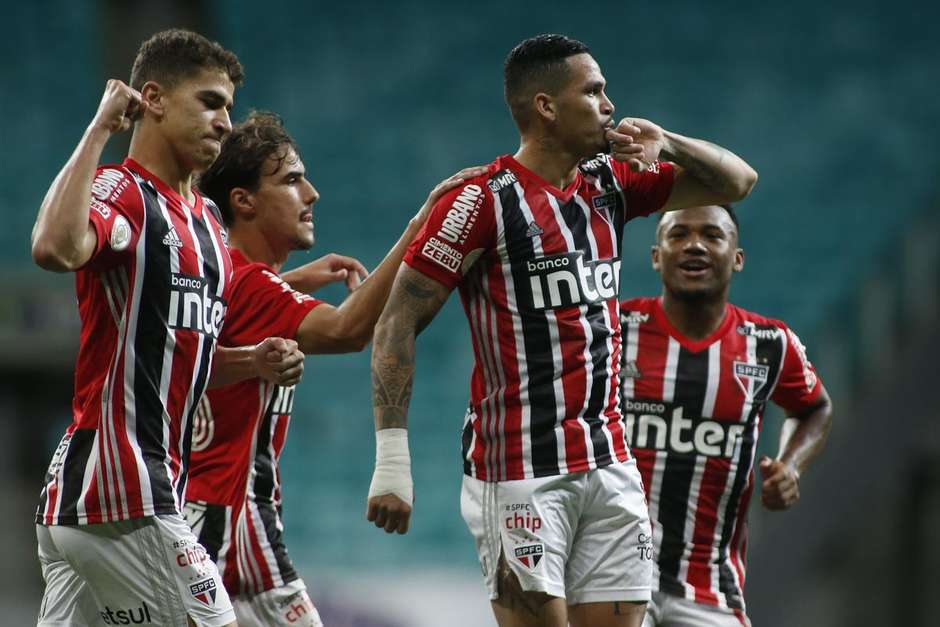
[2,1,938,625]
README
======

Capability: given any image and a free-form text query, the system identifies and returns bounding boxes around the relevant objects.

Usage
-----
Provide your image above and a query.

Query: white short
[233,579,323,627]
[461,459,653,605]
[36,515,235,627]
[642,591,750,627]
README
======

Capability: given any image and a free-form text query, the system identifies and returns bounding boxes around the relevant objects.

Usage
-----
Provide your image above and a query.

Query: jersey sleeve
[610,159,675,219]
[220,265,323,346]
[403,180,497,290]
[770,324,823,415]
[83,166,144,271]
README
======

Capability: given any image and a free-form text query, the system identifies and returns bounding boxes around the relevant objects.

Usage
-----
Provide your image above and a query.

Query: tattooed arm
[366,265,451,534]
[606,117,758,210]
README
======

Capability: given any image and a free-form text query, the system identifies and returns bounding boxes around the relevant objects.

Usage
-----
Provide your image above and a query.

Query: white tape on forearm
[368,428,413,505]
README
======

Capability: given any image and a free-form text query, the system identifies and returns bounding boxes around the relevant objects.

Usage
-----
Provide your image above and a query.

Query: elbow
[31,239,76,272]
[732,167,758,201]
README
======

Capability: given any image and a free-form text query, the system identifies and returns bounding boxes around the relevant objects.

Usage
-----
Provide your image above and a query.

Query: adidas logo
[162,227,183,248]
[524,221,543,238]
[622,360,642,379]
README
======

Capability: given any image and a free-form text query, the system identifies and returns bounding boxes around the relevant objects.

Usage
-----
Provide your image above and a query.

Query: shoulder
[90,164,141,214]
[729,304,790,340]
[620,296,656,316]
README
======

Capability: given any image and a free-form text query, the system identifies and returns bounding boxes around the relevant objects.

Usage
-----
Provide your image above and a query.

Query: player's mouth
[678,258,712,278]
[300,209,313,223]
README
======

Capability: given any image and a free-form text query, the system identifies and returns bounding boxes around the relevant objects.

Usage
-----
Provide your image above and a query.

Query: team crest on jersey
[190,578,218,606]
[110,216,131,251]
[733,361,769,401]
[513,543,544,570]
[592,191,618,211]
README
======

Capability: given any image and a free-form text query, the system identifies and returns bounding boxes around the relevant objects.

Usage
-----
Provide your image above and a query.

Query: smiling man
[366,34,758,627]
[619,205,833,627]
[185,111,484,627]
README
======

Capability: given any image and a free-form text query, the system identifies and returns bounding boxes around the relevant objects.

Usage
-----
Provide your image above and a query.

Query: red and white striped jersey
[404,154,674,481]
[619,297,823,612]
[36,159,233,526]
[185,249,321,510]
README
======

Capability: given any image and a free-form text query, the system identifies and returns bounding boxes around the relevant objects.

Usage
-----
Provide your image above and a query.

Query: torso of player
[185,250,320,508]
[405,154,674,481]
[38,159,232,525]
[620,296,820,609]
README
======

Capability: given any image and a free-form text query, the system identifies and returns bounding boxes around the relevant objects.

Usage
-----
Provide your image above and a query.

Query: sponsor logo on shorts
[279,590,317,624]
[176,543,210,568]
[637,532,654,561]
[623,400,746,458]
[513,543,544,569]
[190,578,218,607]
[99,602,153,624]
[504,503,542,532]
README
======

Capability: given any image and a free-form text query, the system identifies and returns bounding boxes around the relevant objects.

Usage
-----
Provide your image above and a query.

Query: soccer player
[183,111,487,627]
[619,205,833,627]
[366,34,758,627]
[30,30,301,626]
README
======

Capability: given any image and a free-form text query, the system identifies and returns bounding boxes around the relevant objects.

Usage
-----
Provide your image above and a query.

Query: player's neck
[128,130,196,204]
[227,228,286,272]
[661,291,728,341]
[514,136,581,189]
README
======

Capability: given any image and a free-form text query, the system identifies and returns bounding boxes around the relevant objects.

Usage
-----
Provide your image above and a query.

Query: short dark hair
[129,29,244,92]
[504,34,590,130]
[656,204,741,240]
[197,111,297,226]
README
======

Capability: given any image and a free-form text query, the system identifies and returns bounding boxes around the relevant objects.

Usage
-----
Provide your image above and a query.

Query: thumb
[260,337,288,353]
[758,456,773,474]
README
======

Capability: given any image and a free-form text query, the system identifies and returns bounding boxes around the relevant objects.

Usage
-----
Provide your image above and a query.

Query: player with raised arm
[183,111,486,627]
[620,205,832,627]
[30,30,300,627]
[366,34,758,627]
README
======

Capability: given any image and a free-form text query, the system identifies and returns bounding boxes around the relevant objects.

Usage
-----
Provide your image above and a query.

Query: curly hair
[197,111,297,226]
[129,28,244,91]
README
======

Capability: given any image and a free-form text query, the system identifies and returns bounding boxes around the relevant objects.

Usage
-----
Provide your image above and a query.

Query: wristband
[368,428,413,505]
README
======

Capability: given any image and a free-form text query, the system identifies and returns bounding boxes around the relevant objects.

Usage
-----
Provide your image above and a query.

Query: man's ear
[139,81,165,119]
[733,248,745,273]
[533,92,557,123]
[651,245,661,272]
[229,187,255,221]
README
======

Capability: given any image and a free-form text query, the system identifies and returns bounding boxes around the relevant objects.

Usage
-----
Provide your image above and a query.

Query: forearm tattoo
[665,139,736,194]
[371,268,449,430]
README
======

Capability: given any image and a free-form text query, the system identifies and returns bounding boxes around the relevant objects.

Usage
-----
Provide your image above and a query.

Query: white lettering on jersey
[436,184,483,245]
[524,252,621,310]
[167,273,226,339]
[623,401,746,458]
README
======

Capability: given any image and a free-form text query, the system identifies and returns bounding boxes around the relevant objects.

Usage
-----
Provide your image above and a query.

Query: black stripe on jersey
[134,183,178,513]
[461,408,475,476]
[715,329,785,608]
[193,502,228,561]
[252,391,284,503]
[596,161,627,238]
[499,184,559,477]
[555,196,613,466]
[176,210,225,501]
[254,501,299,585]
[38,429,96,523]
[657,345,710,595]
